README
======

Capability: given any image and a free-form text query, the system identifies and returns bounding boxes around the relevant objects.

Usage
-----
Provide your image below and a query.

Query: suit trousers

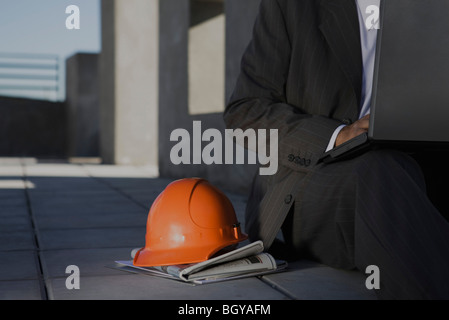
[276,149,449,299]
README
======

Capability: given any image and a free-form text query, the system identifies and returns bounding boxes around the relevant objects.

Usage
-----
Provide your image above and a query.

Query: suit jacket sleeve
[224,0,343,172]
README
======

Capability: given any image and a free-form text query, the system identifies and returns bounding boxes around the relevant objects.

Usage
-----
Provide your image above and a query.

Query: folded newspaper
[113,241,287,284]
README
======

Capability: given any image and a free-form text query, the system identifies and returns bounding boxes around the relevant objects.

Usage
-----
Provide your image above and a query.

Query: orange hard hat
[133,178,248,267]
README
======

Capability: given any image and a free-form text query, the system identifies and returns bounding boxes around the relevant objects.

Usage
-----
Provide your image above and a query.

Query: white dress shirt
[325,0,380,152]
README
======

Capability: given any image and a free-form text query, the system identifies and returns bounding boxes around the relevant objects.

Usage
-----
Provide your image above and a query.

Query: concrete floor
[0,158,377,300]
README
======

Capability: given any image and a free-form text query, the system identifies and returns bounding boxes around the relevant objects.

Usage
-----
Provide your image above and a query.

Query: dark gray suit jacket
[224,0,364,248]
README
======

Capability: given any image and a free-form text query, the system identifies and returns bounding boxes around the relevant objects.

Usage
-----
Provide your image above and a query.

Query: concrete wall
[0,96,66,157]
[66,53,99,157]
[158,0,261,194]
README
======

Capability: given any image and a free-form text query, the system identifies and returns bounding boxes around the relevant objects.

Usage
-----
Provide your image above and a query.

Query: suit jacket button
[342,118,353,125]
[299,158,305,166]
[288,154,295,162]
[294,156,301,164]
[284,194,293,204]
[305,159,311,167]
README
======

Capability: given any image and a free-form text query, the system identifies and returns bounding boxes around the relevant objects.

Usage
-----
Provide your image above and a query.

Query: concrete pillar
[66,53,99,157]
[99,0,159,167]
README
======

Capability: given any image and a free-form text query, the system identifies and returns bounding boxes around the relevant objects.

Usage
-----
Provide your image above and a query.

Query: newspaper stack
[113,241,287,284]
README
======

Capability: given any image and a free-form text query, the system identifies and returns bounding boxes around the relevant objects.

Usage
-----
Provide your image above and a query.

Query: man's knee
[352,149,426,190]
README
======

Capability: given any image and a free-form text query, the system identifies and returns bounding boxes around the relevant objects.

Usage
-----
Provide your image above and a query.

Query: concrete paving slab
[27,187,119,197]
[0,197,28,210]
[0,179,28,191]
[95,177,167,189]
[31,206,146,219]
[37,227,145,250]
[25,177,106,192]
[0,157,36,165]
[0,214,33,233]
[115,189,160,209]
[0,231,36,251]
[96,178,173,205]
[40,248,138,278]
[34,210,147,229]
[0,165,24,176]
[82,164,159,178]
[24,164,88,177]
[47,273,289,300]
[29,197,146,216]
[0,280,43,300]
[261,261,378,300]
[0,251,41,281]
[0,205,32,233]
[0,188,26,197]
[27,189,133,206]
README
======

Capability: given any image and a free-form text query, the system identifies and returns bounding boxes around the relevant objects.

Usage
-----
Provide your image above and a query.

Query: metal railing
[0,53,62,102]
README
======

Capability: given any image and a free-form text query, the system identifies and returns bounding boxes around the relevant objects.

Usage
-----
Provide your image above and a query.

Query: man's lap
[281,149,431,268]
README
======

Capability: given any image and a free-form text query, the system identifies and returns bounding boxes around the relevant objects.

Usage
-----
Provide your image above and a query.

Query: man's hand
[335,114,370,147]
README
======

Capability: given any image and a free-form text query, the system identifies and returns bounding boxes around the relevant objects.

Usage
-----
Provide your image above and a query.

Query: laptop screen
[370,0,449,143]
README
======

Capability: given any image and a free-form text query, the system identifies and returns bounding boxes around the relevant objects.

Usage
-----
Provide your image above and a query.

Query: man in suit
[224,0,449,299]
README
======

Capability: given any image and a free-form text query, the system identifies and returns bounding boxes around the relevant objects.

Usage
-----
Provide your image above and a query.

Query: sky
[0,0,101,101]
[0,0,101,58]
